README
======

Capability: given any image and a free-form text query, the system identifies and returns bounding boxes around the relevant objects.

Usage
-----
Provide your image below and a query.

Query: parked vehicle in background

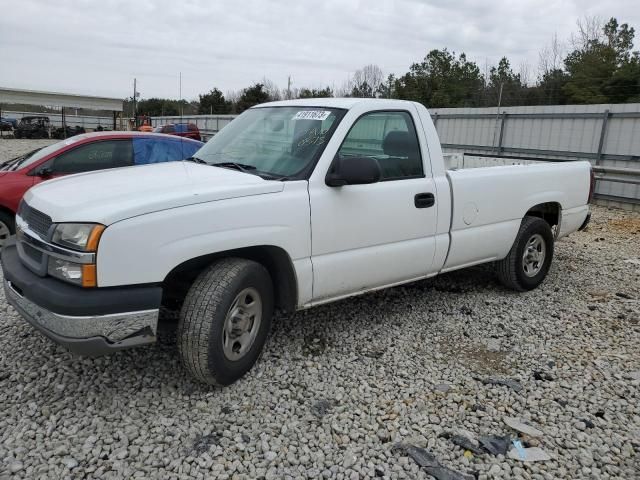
[0,116,17,131]
[138,121,154,133]
[13,116,50,139]
[154,123,202,141]
[51,125,86,139]
[1,99,592,386]
[0,131,202,249]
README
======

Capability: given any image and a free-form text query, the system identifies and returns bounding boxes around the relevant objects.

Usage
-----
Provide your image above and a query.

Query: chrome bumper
[4,278,159,356]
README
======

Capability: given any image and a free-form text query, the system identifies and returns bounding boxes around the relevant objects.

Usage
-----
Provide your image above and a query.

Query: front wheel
[496,216,554,291]
[177,258,274,385]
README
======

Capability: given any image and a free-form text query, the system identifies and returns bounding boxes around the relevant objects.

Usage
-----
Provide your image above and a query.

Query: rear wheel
[177,258,274,385]
[496,216,554,291]
[0,212,15,250]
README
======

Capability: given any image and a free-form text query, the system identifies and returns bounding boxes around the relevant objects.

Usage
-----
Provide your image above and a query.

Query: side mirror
[325,156,381,187]
[37,166,53,178]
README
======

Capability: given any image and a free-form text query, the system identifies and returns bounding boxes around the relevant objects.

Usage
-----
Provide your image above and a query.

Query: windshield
[0,136,83,172]
[193,106,345,178]
[1,144,53,171]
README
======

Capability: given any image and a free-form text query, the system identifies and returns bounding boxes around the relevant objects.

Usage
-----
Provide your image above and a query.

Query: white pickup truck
[2,99,593,385]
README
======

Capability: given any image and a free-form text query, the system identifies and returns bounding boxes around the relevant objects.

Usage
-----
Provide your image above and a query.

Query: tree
[198,88,232,114]
[393,49,484,107]
[536,69,571,104]
[261,78,282,101]
[297,87,333,98]
[538,33,565,78]
[236,83,270,112]
[376,74,396,99]
[563,17,640,103]
[487,57,524,106]
[345,64,384,97]
[570,16,604,50]
[135,98,180,116]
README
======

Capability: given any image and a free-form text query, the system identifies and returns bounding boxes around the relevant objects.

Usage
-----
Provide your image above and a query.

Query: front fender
[96,183,311,288]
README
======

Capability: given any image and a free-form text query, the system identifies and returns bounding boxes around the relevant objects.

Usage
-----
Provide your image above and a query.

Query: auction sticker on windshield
[292,110,331,121]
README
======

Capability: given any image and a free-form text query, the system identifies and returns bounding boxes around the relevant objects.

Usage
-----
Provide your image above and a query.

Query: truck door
[308,109,438,301]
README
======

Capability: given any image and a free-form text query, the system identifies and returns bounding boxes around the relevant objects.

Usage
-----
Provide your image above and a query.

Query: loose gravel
[0,138,57,161]
[1,138,639,479]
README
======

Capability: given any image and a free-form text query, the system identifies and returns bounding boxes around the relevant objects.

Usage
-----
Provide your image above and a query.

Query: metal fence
[1,110,118,130]
[150,115,237,140]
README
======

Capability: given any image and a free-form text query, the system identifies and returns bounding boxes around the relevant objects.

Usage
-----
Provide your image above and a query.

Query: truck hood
[23,161,285,225]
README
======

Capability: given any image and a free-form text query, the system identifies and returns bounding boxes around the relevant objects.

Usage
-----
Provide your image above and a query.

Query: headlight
[51,223,105,252]
[48,223,104,287]
[47,258,97,287]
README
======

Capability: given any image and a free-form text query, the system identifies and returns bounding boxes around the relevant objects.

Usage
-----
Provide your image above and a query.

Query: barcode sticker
[292,110,331,121]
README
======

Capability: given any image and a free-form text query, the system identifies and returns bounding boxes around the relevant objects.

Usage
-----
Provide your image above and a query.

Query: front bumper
[2,239,162,356]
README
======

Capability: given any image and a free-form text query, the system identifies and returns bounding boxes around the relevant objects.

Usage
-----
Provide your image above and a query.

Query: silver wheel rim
[0,220,10,250]
[222,287,262,361]
[522,233,546,277]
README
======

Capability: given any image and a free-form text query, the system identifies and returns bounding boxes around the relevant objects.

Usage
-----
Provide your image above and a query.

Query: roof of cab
[255,98,417,110]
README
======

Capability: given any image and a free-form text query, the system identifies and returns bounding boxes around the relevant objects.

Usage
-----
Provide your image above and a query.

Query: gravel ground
[0,138,57,161]
[1,138,639,480]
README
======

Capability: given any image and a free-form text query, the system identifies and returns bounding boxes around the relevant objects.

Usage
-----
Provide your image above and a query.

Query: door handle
[414,192,435,208]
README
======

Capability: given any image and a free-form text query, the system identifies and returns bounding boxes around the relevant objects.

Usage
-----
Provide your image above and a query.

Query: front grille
[20,203,52,239]
[22,242,43,264]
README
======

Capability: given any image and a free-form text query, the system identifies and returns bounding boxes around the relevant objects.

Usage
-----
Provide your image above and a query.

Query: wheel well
[525,202,560,228]
[0,205,16,224]
[161,246,298,314]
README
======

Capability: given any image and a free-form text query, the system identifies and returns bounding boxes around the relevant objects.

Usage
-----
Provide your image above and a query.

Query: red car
[0,131,203,249]
[153,123,202,141]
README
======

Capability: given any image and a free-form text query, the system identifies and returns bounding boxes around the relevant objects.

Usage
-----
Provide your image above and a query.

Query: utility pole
[179,72,183,119]
[133,78,137,127]
[287,76,292,100]
[491,82,504,152]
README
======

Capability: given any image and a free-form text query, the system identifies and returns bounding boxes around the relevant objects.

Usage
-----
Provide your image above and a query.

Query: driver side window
[48,140,133,174]
[337,111,423,181]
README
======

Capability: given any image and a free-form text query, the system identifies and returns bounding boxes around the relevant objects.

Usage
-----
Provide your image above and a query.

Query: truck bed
[440,155,591,273]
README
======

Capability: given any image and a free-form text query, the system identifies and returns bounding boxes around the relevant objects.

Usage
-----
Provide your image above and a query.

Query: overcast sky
[1,0,639,101]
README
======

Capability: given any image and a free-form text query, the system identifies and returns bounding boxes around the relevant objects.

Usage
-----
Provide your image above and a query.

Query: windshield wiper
[210,161,257,173]
[188,157,284,180]
[258,172,291,181]
[184,156,207,164]
[3,148,43,171]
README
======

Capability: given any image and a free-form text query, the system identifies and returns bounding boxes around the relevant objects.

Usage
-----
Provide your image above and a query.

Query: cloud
[1,0,638,99]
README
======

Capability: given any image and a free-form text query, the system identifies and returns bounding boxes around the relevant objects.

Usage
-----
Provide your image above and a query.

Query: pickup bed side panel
[96,181,313,304]
[443,161,591,272]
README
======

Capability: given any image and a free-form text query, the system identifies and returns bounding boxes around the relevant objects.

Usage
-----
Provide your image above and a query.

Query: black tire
[0,211,15,251]
[178,258,274,385]
[496,216,554,291]
[14,130,21,139]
